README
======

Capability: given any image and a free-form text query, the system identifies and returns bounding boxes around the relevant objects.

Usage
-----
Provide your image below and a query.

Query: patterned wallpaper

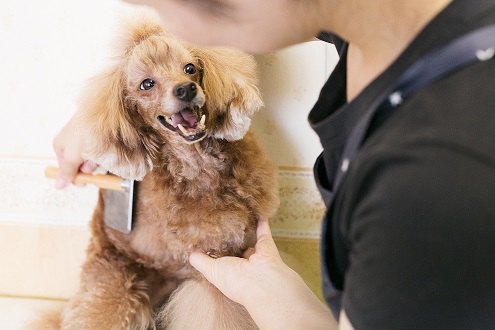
[0,159,326,238]
[272,169,326,238]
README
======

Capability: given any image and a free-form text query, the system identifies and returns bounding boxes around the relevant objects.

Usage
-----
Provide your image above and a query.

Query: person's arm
[189,220,336,330]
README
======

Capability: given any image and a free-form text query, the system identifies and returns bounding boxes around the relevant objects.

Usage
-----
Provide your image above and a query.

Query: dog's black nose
[174,82,197,102]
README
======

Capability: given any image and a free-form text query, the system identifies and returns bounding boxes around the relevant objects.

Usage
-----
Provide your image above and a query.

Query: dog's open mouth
[157,106,207,143]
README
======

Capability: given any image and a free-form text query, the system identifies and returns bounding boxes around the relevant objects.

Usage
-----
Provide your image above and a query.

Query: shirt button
[389,91,403,107]
[341,158,350,172]
[476,47,495,61]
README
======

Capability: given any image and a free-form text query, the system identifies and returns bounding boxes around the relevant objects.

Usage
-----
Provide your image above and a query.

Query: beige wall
[0,0,338,303]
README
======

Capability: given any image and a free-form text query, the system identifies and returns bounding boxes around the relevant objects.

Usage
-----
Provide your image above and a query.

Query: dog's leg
[60,252,154,330]
[157,279,258,330]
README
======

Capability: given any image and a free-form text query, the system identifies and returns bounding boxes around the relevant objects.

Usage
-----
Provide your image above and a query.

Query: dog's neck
[153,137,237,193]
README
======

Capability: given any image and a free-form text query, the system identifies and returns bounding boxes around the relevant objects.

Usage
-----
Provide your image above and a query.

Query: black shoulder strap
[321,24,495,314]
[332,24,495,197]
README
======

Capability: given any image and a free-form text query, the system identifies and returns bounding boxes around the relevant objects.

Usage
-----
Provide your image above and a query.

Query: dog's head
[81,14,262,180]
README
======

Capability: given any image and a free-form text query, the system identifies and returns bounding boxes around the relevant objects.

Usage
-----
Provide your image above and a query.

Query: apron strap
[333,24,495,197]
[320,24,495,314]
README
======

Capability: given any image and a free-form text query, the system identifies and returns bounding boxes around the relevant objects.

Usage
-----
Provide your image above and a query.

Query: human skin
[54,1,452,328]
[124,0,451,100]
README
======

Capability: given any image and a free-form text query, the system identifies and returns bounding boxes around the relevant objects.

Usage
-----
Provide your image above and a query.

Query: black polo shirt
[309,0,495,329]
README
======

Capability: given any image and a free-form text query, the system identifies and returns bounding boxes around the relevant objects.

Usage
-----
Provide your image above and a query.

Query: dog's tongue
[171,109,198,128]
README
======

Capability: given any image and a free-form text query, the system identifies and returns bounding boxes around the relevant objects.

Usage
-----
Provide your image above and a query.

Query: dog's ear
[78,12,166,180]
[191,47,263,141]
[80,63,158,180]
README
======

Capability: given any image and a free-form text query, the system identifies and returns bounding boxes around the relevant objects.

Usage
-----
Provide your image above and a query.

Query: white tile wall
[0,158,98,226]
[0,0,129,158]
[254,42,338,168]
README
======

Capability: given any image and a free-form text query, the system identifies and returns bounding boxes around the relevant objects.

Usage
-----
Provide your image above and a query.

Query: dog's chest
[110,174,257,274]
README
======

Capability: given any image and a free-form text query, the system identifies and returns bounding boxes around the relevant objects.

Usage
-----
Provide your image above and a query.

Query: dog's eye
[184,63,196,75]
[140,78,155,91]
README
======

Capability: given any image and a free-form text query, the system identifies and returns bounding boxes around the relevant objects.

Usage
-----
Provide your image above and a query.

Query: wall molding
[0,157,325,238]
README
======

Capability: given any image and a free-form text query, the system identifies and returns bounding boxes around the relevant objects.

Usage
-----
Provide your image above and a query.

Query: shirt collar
[308,0,495,146]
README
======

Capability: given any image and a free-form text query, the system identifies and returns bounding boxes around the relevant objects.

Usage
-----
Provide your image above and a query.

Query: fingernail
[55,177,68,189]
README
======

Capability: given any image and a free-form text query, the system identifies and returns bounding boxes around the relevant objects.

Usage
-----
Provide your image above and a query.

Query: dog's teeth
[177,124,189,135]
[200,114,206,126]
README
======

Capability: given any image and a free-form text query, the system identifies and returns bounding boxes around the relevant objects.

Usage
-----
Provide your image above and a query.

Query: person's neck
[319,0,452,101]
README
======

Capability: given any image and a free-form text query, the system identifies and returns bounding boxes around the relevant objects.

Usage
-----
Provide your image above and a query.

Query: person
[53,0,495,328]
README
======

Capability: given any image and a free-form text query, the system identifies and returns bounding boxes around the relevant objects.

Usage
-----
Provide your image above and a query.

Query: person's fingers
[189,251,231,293]
[80,160,97,174]
[189,251,214,275]
[254,219,280,257]
[189,251,247,304]
[59,158,82,186]
[53,142,83,189]
[256,218,273,240]
[242,247,256,259]
[75,161,98,187]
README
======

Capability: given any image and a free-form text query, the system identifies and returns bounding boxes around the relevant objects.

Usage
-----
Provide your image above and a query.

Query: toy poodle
[35,12,278,330]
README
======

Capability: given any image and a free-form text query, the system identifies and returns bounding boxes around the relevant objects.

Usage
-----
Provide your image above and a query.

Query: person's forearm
[243,267,337,330]
[249,298,335,330]
[189,221,337,329]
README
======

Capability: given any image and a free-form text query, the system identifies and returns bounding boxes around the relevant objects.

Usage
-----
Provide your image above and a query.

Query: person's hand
[189,220,336,330]
[52,113,97,189]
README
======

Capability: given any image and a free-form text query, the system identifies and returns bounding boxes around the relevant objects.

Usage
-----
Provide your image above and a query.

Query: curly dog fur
[35,12,278,330]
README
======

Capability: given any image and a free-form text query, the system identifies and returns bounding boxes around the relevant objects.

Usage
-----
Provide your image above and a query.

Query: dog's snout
[174,82,197,102]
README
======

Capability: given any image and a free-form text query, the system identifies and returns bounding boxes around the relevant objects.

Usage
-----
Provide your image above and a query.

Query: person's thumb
[189,251,216,280]
[189,251,245,303]
[80,160,97,174]
[255,219,280,257]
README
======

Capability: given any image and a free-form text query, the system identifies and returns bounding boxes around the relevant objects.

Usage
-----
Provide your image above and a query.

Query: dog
[35,13,278,330]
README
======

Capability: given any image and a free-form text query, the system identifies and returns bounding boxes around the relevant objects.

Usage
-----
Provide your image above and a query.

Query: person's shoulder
[340,58,495,224]
[340,127,495,330]
[367,58,495,164]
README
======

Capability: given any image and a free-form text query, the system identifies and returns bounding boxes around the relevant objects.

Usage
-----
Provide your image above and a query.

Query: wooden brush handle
[44,166,126,191]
